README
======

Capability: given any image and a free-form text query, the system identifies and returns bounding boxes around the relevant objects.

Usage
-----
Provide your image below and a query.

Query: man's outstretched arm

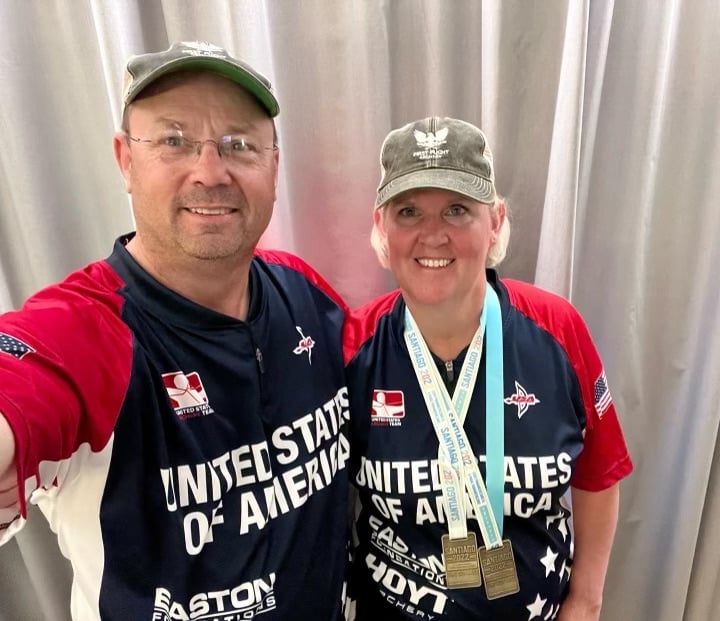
[0,413,17,510]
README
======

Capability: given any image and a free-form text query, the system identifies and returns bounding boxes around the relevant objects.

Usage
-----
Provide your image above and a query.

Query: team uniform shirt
[0,235,350,621]
[344,270,632,621]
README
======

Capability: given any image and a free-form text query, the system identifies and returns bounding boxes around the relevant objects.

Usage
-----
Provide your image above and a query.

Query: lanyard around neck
[403,283,505,547]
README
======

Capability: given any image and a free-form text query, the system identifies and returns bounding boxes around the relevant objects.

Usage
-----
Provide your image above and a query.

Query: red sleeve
[0,261,133,523]
[254,248,348,309]
[344,290,400,365]
[504,279,633,491]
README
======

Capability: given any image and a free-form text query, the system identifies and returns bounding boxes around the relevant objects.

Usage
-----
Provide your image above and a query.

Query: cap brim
[376,168,495,207]
[125,57,279,117]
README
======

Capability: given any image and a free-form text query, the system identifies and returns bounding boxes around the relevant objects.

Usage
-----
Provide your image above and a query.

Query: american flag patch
[593,370,612,418]
[0,332,34,360]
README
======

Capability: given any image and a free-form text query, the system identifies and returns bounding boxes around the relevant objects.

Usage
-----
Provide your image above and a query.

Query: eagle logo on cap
[414,128,448,149]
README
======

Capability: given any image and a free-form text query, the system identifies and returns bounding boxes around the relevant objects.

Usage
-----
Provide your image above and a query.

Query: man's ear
[272,146,280,195]
[113,132,133,193]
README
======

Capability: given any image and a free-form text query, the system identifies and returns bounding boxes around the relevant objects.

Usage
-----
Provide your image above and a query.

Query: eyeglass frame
[124,131,278,163]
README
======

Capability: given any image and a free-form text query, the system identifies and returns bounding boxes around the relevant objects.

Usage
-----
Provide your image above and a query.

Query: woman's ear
[491,199,506,239]
[373,205,385,234]
[371,206,390,268]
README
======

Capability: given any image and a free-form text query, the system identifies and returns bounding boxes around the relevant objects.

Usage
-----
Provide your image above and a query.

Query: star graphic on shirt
[546,510,563,529]
[540,546,558,577]
[526,593,547,619]
[557,516,569,541]
[544,603,560,620]
[559,559,567,581]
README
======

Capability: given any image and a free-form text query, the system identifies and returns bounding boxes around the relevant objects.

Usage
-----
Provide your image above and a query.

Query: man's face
[114,72,278,268]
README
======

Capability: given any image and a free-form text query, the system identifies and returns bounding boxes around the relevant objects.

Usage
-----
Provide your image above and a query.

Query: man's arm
[0,413,18,509]
[557,483,620,621]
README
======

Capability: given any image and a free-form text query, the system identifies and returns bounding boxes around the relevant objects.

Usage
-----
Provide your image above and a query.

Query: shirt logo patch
[0,332,34,360]
[371,389,405,426]
[504,381,541,419]
[292,325,315,364]
[162,371,215,420]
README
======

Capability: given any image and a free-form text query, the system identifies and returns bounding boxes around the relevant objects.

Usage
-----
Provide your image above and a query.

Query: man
[0,41,350,620]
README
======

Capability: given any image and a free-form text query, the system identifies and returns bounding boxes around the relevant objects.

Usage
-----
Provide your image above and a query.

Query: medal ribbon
[403,283,505,549]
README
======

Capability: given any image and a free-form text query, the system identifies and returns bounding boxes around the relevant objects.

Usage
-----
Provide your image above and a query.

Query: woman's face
[375,188,503,311]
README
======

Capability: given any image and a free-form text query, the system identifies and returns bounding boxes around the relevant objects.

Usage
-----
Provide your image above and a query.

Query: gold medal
[441,532,482,589]
[478,539,520,599]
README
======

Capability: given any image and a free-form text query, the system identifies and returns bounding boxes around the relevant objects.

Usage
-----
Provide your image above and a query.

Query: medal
[478,539,520,599]
[441,532,482,589]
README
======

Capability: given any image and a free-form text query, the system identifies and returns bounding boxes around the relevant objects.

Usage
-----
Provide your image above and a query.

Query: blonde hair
[370,197,510,269]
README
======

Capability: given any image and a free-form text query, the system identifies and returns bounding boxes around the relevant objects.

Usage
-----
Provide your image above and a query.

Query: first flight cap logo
[162,371,215,420]
[504,380,541,419]
[414,127,448,149]
[412,127,450,161]
[371,389,405,426]
[292,325,315,364]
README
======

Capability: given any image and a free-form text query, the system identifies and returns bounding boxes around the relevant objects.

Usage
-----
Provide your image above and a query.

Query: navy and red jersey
[344,270,632,620]
[0,235,350,621]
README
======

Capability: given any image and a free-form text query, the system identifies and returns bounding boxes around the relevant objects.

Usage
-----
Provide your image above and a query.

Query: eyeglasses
[125,130,277,165]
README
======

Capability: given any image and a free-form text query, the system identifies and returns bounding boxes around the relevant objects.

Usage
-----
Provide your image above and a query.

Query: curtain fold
[0,2,718,620]
[533,0,588,297]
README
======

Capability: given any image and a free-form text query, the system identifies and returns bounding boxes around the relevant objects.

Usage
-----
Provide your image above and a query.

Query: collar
[106,233,262,329]
[388,268,509,362]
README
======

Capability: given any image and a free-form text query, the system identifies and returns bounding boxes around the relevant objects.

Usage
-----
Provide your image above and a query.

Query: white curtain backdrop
[1,1,718,619]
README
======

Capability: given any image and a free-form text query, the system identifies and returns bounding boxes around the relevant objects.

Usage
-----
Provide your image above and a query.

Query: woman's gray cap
[376,117,495,207]
[122,41,279,117]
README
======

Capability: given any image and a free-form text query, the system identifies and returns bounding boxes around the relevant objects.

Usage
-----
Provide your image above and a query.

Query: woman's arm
[557,483,620,621]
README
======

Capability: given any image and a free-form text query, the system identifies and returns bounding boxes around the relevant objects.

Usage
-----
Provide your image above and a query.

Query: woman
[345,117,632,620]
